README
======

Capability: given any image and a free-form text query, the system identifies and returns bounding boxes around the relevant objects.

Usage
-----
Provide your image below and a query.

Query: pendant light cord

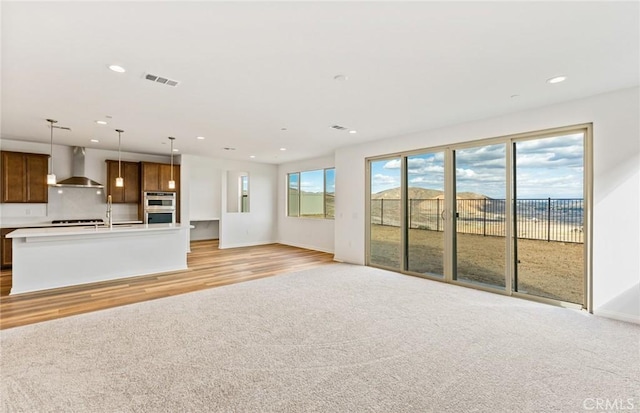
[117,130,122,177]
[169,137,175,181]
[46,119,57,175]
[50,123,54,174]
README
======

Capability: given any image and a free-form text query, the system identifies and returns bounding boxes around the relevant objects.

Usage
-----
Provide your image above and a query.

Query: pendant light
[168,137,176,189]
[46,119,57,185]
[115,129,124,187]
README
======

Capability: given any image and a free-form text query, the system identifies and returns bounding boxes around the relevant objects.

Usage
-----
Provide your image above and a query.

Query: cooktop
[51,219,105,224]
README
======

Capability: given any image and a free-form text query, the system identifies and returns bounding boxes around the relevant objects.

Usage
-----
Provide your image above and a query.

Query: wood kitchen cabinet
[106,160,140,203]
[160,163,180,192]
[1,228,15,269]
[141,162,180,192]
[140,162,180,222]
[1,151,49,203]
[0,227,12,294]
[141,162,159,191]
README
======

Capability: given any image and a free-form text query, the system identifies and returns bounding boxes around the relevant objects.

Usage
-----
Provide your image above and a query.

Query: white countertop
[2,220,143,229]
[8,223,187,239]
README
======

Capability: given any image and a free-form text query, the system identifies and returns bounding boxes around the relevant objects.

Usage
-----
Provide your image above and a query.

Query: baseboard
[594,309,640,324]
[278,241,334,254]
[218,240,277,249]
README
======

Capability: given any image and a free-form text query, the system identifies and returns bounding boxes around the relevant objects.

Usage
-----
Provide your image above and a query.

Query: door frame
[365,123,593,312]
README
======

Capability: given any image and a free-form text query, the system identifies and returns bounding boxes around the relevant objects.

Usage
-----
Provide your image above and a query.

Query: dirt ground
[370,224,584,304]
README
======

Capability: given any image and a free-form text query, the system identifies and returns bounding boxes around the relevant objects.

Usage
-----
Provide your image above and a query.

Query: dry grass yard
[371,224,584,304]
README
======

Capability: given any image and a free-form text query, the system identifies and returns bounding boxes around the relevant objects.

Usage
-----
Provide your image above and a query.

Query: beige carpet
[1,264,639,412]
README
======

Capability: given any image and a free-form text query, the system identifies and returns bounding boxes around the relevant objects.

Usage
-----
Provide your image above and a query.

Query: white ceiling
[2,1,638,164]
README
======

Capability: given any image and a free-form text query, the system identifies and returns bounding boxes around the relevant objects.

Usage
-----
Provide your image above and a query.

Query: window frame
[287,172,300,217]
[286,167,335,219]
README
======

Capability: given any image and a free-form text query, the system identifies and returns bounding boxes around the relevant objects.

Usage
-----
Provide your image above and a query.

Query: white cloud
[407,155,444,174]
[373,174,397,184]
[409,176,443,186]
[409,165,444,174]
[455,168,476,178]
[371,173,400,194]
[383,159,401,169]
[300,180,323,193]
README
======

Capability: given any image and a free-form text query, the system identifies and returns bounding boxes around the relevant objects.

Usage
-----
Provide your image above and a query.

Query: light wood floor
[0,240,336,330]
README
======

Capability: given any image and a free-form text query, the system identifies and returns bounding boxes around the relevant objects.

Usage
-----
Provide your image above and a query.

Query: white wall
[181,155,278,248]
[277,155,335,253]
[334,87,640,323]
[180,154,222,240]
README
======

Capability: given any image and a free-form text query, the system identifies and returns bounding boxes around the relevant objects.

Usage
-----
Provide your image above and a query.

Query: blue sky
[370,133,584,198]
[295,169,335,194]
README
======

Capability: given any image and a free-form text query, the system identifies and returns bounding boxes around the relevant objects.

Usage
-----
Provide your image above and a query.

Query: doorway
[366,125,590,309]
[453,143,507,290]
[513,132,586,304]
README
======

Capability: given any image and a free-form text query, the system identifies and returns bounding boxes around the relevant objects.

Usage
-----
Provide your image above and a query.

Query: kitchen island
[7,223,190,294]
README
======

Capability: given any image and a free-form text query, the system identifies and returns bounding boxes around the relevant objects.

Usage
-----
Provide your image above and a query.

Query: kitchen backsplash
[1,187,138,226]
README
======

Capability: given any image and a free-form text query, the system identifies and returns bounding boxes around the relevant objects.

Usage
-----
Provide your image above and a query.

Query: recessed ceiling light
[108,65,126,73]
[172,148,179,152]
[95,120,107,125]
[280,147,287,151]
[249,155,256,159]
[196,136,205,140]
[333,74,348,81]
[349,130,357,134]
[281,128,288,131]
[510,94,520,99]
[547,75,567,84]
[223,147,236,151]
[90,139,99,143]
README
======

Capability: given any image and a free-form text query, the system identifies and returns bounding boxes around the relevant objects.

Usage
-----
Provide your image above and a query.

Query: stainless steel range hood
[53,147,104,188]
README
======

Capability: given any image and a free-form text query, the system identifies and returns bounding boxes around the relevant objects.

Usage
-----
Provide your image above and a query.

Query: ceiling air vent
[144,73,180,87]
[330,125,348,131]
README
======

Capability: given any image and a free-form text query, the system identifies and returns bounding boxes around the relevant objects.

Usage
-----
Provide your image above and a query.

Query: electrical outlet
[25,208,31,216]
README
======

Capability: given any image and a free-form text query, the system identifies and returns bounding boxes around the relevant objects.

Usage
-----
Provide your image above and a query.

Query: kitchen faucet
[106,194,113,228]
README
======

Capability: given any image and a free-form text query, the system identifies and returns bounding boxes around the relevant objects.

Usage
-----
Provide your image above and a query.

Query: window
[325,168,335,219]
[240,175,249,212]
[288,173,300,217]
[287,168,335,219]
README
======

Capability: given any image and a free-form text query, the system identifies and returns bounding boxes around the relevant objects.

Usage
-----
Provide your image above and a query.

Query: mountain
[372,187,490,200]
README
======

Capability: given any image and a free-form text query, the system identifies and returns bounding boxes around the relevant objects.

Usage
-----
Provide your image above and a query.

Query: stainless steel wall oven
[144,192,176,224]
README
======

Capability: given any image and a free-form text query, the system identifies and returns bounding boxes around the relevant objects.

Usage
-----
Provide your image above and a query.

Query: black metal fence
[371,198,584,243]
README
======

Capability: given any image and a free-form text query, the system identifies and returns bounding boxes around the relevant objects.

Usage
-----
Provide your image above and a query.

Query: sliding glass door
[513,132,585,304]
[406,151,445,277]
[369,157,402,270]
[453,143,507,289]
[366,125,589,309]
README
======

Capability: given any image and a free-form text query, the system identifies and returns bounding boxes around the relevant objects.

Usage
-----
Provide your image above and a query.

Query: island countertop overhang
[8,223,189,241]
